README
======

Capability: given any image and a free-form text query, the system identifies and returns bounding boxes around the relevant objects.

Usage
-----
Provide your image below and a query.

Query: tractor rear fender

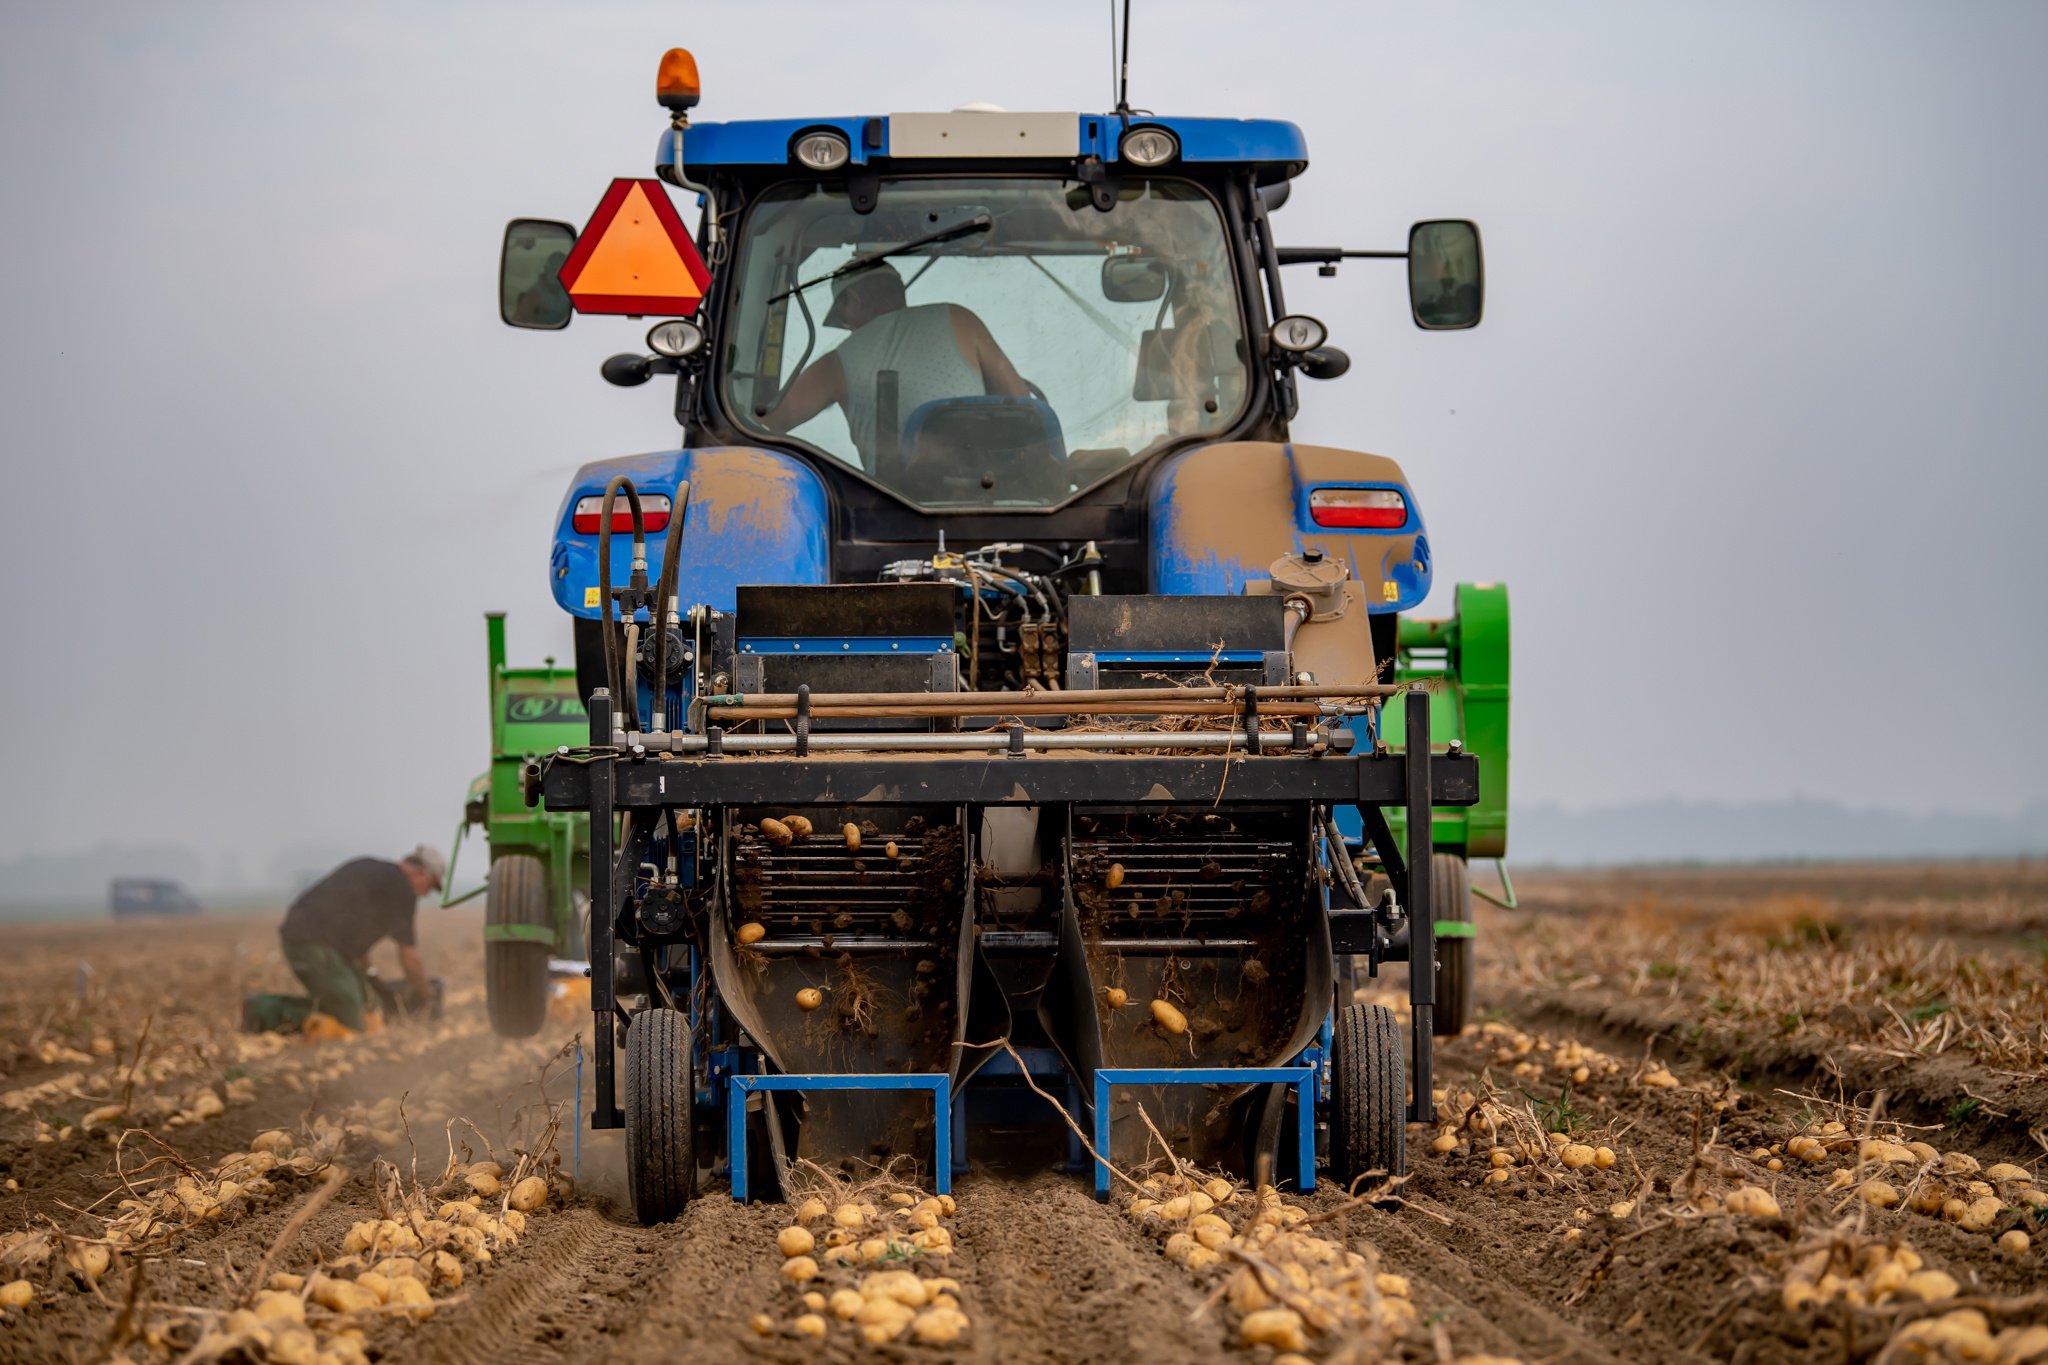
[1149,441,1431,614]
[549,446,830,620]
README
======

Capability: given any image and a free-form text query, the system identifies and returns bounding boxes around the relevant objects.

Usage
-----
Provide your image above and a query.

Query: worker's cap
[403,844,447,891]
[822,259,903,329]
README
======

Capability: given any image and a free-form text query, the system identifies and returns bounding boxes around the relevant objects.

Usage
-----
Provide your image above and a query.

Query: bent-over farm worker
[269,846,444,1031]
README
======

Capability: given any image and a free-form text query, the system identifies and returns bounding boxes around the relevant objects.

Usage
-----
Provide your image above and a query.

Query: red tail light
[572,494,671,535]
[1309,487,1407,529]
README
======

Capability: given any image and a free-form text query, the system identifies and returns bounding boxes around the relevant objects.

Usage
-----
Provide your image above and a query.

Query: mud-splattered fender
[549,447,829,619]
[1148,441,1432,613]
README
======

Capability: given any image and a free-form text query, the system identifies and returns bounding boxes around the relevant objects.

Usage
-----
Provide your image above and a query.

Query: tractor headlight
[1119,126,1178,168]
[1269,314,1328,354]
[646,319,705,358]
[792,130,851,171]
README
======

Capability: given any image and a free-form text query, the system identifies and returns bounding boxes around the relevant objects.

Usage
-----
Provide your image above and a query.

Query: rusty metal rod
[697,682,1404,709]
[707,699,1328,722]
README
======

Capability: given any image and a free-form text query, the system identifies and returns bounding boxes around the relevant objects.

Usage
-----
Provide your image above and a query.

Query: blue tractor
[487,46,1507,1223]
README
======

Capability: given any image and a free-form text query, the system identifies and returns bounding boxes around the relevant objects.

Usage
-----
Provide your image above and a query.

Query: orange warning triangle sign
[557,178,711,316]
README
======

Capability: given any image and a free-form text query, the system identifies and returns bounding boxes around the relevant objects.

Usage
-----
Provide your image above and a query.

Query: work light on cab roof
[478,27,1511,1231]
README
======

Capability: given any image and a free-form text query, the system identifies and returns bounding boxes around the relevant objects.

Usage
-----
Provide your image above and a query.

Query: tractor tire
[625,1006,694,1224]
[1431,853,1473,1037]
[1330,1002,1406,1190]
[485,854,552,1039]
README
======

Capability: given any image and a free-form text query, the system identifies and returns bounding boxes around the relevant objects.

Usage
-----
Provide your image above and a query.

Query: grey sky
[2,1,2044,879]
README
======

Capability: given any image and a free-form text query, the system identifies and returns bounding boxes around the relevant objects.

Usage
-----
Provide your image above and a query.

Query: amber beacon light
[656,48,701,111]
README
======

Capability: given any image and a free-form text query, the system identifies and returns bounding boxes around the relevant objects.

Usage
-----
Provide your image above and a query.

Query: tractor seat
[896,395,1067,503]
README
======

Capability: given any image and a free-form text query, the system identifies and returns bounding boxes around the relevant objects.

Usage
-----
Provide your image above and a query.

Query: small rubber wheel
[625,1006,694,1224]
[485,854,552,1038]
[1430,853,1473,1037]
[1330,1002,1406,1190]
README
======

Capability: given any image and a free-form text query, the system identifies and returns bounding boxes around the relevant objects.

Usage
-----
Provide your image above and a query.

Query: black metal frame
[548,687,1464,1133]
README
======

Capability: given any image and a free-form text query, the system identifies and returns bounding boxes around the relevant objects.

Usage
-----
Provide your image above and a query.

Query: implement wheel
[625,1006,695,1224]
[1330,1002,1406,1190]
[485,854,552,1038]
[1431,853,1473,1037]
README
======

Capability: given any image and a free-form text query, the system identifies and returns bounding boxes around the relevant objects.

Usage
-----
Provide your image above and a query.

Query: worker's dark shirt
[279,858,417,960]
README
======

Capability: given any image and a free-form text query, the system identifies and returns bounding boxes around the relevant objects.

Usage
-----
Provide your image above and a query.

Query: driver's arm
[949,307,1030,399]
[763,353,847,431]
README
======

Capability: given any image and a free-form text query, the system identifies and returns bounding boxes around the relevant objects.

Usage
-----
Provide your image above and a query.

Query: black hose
[649,480,692,727]
[596,476,646,712]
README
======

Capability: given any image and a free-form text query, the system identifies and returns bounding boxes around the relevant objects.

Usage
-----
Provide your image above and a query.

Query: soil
[1,864,2042,1363]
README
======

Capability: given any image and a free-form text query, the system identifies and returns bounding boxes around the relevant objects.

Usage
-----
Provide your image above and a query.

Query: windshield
[721,177,1249,509]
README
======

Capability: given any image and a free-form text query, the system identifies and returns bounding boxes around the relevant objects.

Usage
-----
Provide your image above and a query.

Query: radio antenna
[1115,0,1134,115]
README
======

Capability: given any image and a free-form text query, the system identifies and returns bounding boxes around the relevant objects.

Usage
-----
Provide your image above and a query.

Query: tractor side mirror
[1407,219,1484,330]
[500,218,577,330]
[1101,256,1168,303]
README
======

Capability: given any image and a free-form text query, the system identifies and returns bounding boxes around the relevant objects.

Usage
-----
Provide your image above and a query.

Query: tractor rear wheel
[485,854,552,1038]
[1431,853,1473,1037]
[625,1006,694,1224]
[1329,1002,1406,1190]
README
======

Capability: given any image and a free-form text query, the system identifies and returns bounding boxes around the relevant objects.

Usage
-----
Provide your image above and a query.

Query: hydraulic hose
[596,476,647,715]
[648,480,692,730]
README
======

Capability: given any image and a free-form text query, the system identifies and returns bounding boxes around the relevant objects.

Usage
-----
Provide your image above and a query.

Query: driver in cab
[765,260,1029,467]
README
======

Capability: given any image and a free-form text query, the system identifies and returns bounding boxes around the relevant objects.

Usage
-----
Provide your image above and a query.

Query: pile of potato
[757,1190,967,1345]
[1754,1123,2039,1253]
[1121,1169,1434,1363]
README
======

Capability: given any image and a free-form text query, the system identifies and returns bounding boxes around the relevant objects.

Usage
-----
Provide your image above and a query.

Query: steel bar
[587,688,622,1130]
[707,699,1329,721]
[1404,687,1435,1126]
[616,728,1341,755]
[542,749,1481,809]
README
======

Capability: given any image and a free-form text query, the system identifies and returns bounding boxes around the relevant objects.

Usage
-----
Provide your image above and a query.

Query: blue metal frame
[1092,649,1265,665]
[737,636,954,655]
[1091,1063,1318,1198]
[727,1073,953,1201]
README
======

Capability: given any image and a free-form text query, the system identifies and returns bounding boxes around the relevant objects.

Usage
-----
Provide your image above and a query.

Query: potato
[794,1196,829,1223]
[784,815,814,838]
[794,1313,827,1338]
[758,818,793,845]
[1861,1181,1901,1209]
[1104,987,1129,1009]
[1431,1132,1458,1155]
[507,1176,550,1212]
[252,1290,305,1323]
[911,1306,970,1344]
[1105,863,1125,890]
[0,1280,33,1309]
[796,988,823,1012]
[1150,1000,1188,1035]
[828,1288,864,1320]
[1241,1308,1308,1352]
[736,922,767,946]
[885,841,900,860]
[779,1226,816,1257]
[1903,1270,1960,1302]
[387,1275,434,1319]
[65,1243,110,1282]
[1985,1163,2032,1183]
[465,1171,502,1199]
[832,1202,866,1228]
[843,823,862,851]
[863,1269,929,1306]
[782,1256,819,1282]
[309,1277,379,1314]
[1998,1230,2030,1258]
[267,1326,320,1365]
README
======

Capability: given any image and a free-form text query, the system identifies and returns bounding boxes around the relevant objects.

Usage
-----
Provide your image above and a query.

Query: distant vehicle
[109,878,202,918]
